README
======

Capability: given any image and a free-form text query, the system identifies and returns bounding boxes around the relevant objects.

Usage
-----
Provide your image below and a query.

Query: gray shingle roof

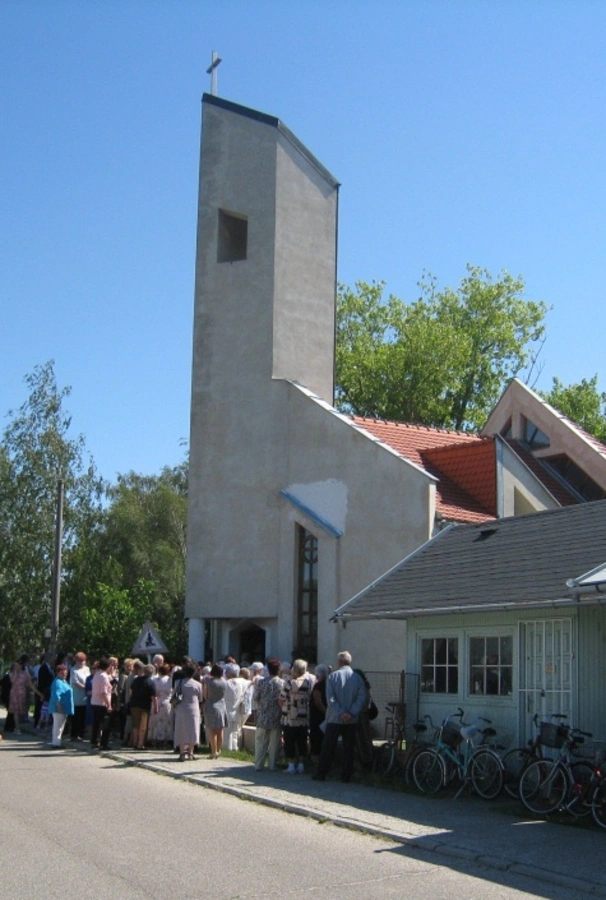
[334,500,606,620]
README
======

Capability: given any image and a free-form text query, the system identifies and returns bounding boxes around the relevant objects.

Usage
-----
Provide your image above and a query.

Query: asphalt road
[1,740,576,900]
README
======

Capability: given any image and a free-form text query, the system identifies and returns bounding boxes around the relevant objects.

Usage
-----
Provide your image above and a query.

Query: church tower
[186,95,340,660]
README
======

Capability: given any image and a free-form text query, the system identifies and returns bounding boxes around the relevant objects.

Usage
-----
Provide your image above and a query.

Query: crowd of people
[1,649,375,779]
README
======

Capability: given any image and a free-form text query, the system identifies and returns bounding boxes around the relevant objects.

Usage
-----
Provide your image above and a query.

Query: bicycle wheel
[392,747,413,784]
[470,749,504,800]
[519,759,567,815]
[592,777,606,829]
[502,748,534,799]
[412,749,445,794]
[567,761,594,818]
[403,745,426,785]
[373,742,396,777]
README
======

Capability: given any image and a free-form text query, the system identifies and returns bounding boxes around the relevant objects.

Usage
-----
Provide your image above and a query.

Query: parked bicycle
[412,707,504,800]
[373,713,434,784]
[518,721,594,816]
[501,713,568,798]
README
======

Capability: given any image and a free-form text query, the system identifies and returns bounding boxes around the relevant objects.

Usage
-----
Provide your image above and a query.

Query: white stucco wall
[275,381,433,669]
[186,97,433,671]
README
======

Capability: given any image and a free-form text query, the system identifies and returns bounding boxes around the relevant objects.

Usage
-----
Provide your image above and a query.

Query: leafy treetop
[336,265,547,431]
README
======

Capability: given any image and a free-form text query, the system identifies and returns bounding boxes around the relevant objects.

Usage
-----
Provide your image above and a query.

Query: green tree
[78,580,157,659]
[0,361,105,661]
[336,266,547,430]
[542,376,606,442]
[67,463,189,658]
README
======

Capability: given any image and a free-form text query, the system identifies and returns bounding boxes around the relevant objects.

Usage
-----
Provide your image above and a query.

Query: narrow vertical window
[296,526,318,663]
[217,209,248,262]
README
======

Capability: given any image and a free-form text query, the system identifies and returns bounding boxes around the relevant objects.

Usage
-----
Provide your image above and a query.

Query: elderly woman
[48,663,74,748]
[280,658,314,774]
[149,663,174,749]
[203,663,228,759]
[173,663,203,761]
[224,664,247,751]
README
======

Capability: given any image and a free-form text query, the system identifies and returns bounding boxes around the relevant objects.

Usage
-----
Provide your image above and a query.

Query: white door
[518,618,573,745]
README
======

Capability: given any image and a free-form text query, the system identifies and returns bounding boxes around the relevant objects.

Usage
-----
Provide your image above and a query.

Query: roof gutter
[332,592,606,622]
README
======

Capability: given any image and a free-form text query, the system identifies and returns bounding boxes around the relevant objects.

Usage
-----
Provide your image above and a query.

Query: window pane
[470,638,484,665]
[435,667,446,693]
[470,667,484,693]
[447,639,458,664]
[421,667,434,693]
[486,667,499,694]
[486,636,499,659]
[500,667,513,696]
[421,640,434,665]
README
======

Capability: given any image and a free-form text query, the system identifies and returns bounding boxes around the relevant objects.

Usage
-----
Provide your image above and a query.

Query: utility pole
[206,50,222,96]
[50,479,64,656]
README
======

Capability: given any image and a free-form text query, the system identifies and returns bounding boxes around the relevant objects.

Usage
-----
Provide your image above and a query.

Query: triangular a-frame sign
[132,621,168,655]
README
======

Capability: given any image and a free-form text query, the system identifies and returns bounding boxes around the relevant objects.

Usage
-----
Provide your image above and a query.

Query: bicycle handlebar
[444,708,492,725]
[570,727,593,739]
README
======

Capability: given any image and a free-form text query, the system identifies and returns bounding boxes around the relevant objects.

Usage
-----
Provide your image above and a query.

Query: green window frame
[469,635,513,696]
[421,637,458,694]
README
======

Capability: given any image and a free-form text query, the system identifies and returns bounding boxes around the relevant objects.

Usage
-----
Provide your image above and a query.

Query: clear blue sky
[2,0,605,482]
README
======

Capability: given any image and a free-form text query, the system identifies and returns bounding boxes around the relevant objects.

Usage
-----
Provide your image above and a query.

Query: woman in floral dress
[9,655,41,734]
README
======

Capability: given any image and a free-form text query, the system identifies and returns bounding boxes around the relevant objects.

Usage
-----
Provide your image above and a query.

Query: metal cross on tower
[206,51,222,96]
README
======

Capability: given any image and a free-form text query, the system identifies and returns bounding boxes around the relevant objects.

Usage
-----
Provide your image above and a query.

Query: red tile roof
[350,417,496,524]
[424,440,497,513]
[350,418,484,464]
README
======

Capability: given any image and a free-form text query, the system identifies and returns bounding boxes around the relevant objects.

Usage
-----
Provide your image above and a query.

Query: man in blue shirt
[313,651,366,783]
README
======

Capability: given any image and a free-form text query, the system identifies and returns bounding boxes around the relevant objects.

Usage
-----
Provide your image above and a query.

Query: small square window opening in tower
[217,209,248,262]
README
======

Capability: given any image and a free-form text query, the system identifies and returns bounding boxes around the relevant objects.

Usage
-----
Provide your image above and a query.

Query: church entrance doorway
[234,623,266,664]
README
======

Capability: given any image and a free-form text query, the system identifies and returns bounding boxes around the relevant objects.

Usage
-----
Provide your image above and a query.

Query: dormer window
[545,455,606,502]
[523,416,550,450]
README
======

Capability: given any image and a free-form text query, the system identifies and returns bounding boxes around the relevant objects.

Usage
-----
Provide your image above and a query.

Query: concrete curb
[105,750,606,897]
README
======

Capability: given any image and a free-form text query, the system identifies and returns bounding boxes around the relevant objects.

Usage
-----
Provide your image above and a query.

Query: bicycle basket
[441,721,462,748]
[539,721,567,749]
